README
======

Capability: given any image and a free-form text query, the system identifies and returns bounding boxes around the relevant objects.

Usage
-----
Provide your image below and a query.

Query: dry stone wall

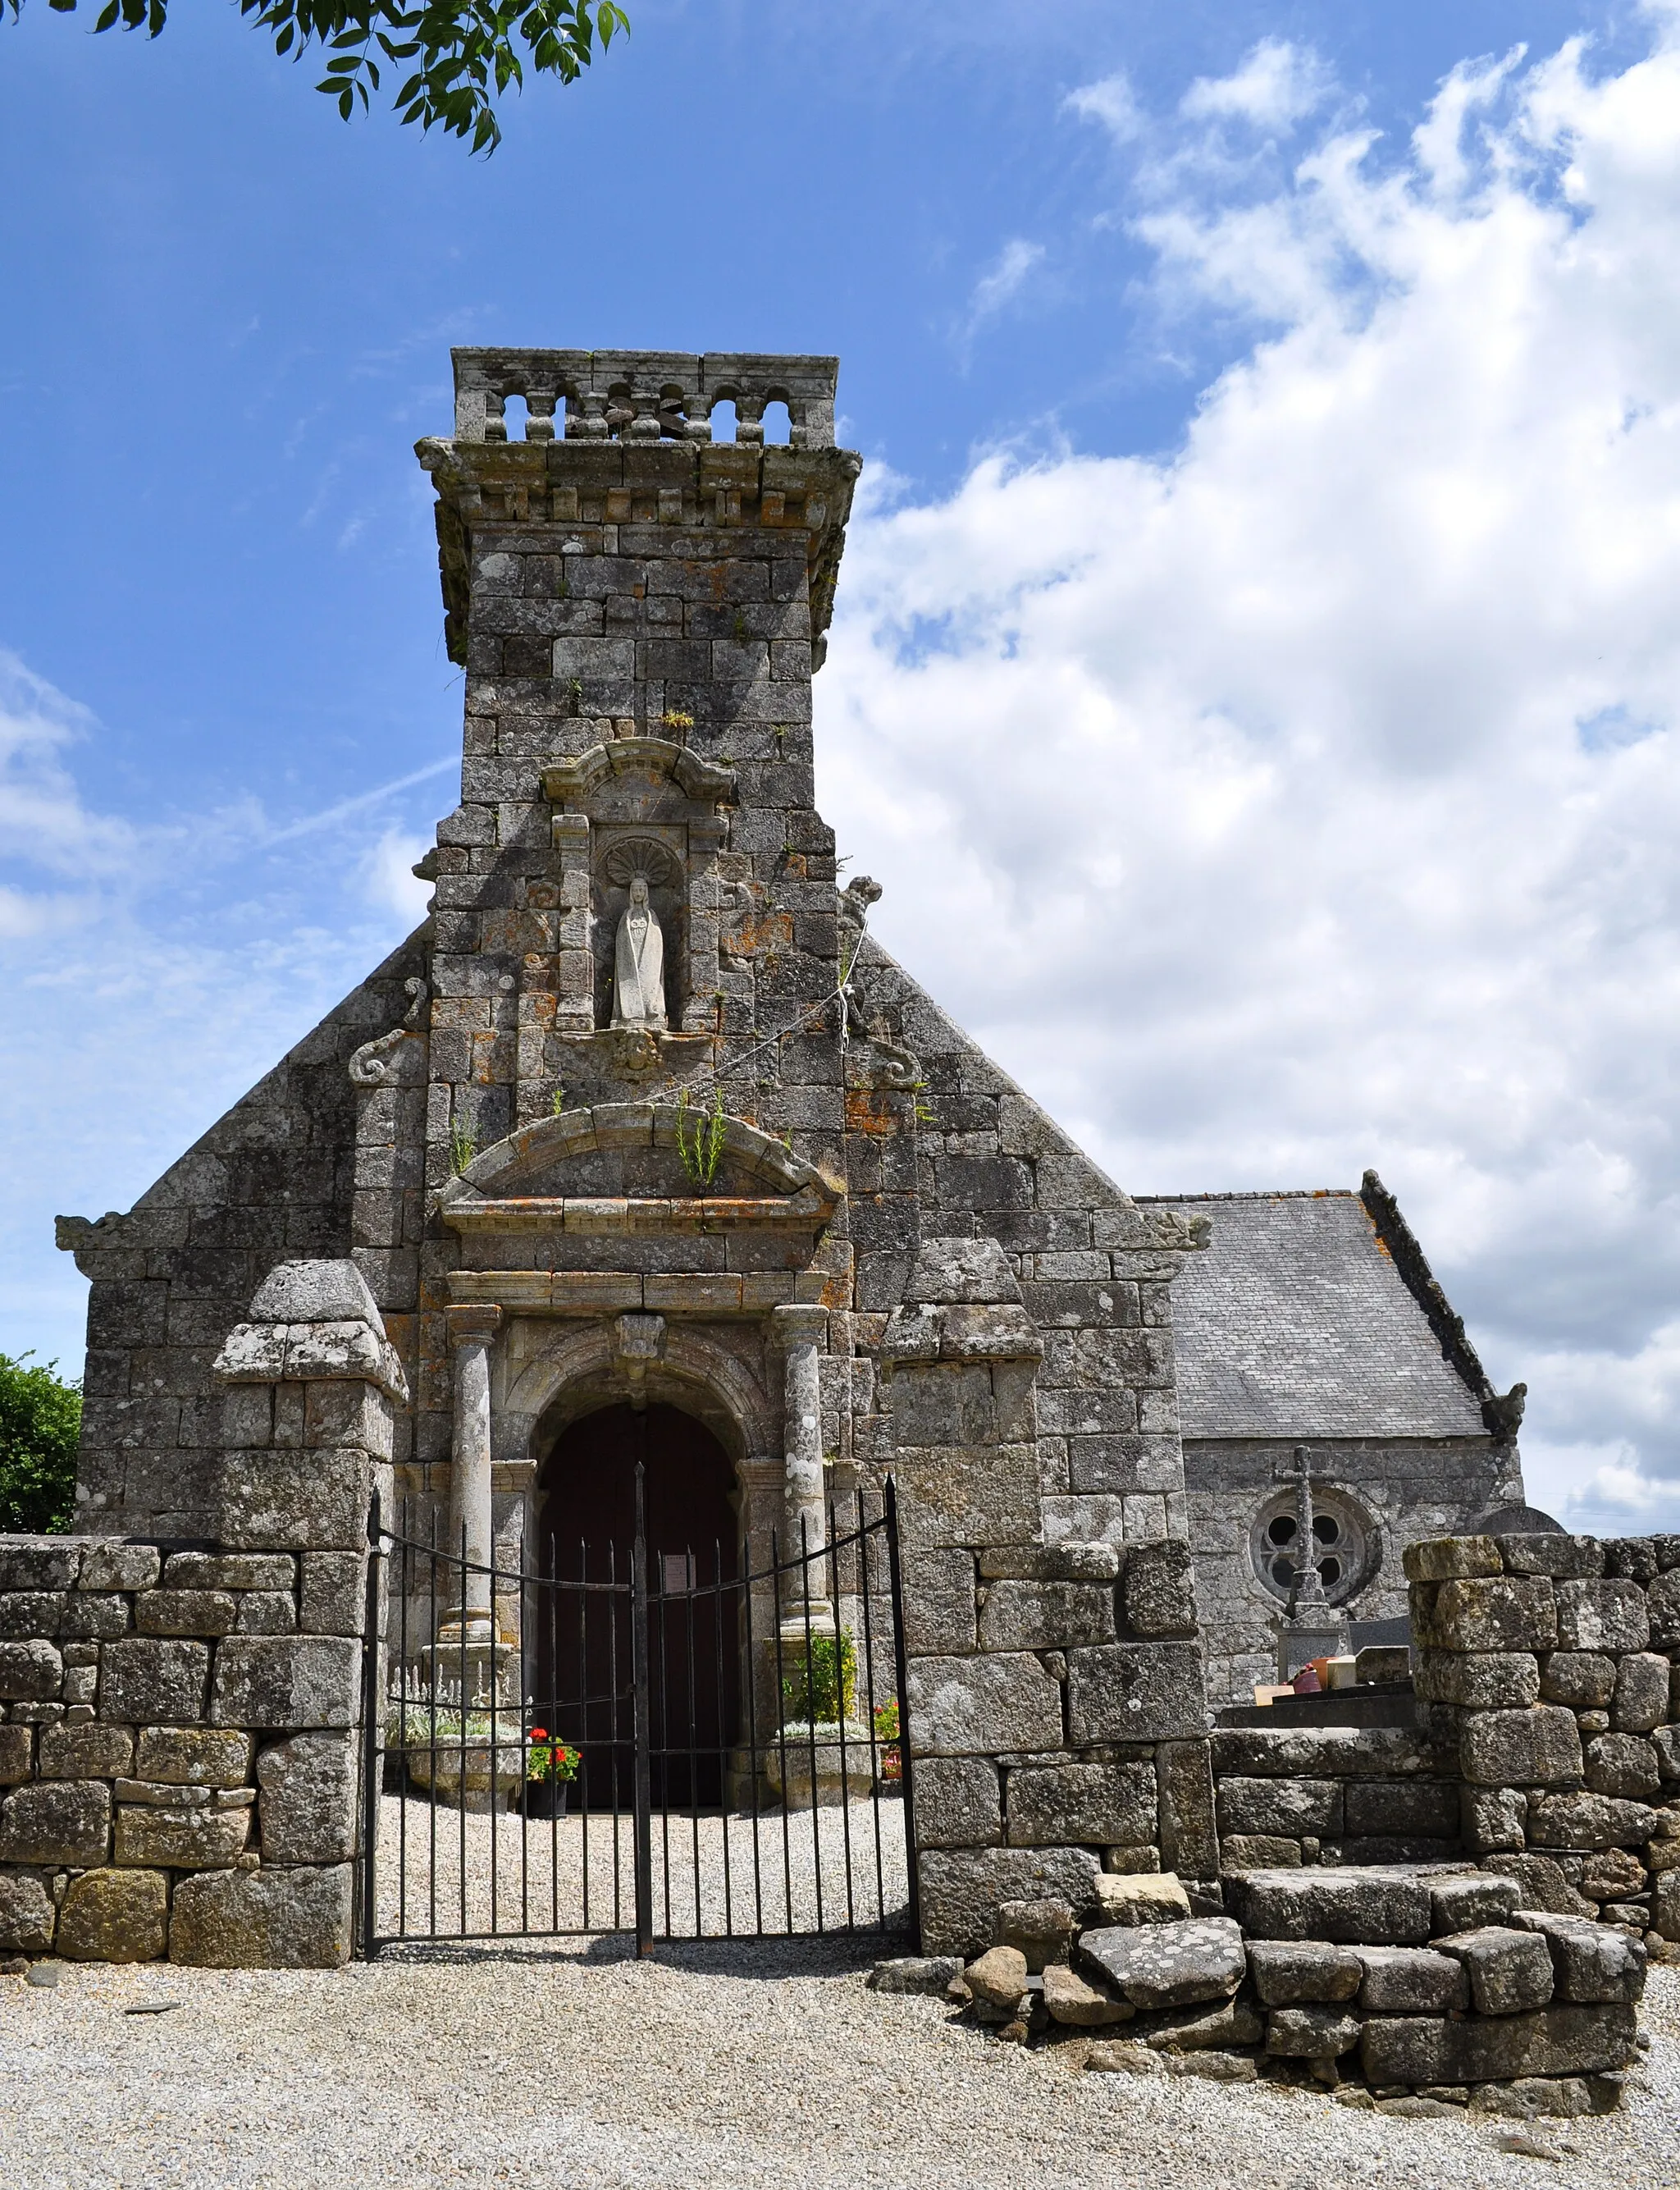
[909,1528,1675,2107]
[0,1261,399,1969]
[926,1854,1646,2114]
[1407,1529,1680,1940]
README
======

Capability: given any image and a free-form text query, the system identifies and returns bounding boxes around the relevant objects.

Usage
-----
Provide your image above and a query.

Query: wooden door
[535,1402,740,1808]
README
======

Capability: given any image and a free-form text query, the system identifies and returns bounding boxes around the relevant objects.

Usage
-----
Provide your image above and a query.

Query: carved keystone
[613,1312,666,1408]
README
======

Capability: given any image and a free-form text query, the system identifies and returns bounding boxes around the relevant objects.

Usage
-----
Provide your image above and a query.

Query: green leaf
[9,0,628,148]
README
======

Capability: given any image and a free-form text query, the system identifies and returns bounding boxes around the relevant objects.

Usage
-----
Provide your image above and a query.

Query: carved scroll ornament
[348,977,429,1087]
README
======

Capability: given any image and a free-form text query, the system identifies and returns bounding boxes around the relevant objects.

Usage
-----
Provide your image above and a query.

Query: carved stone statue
[611,875,667,1031]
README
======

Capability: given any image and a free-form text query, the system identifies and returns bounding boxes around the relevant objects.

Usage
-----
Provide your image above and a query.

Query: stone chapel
[56,347,1535,1712]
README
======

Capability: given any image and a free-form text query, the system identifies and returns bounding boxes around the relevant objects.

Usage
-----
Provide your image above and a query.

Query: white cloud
[1065,71,1143,145]
[965,239,1047,337]
[1411,48,1527,201]
[819,21,1680,1526]
[0,651,146,936]
[1180,38,1335,131]
[0,659,445,1371]
[363,825,435,923]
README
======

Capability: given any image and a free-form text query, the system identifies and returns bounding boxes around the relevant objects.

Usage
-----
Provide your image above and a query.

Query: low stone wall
[1210,1721,1461,1871]
[1408,1531,1680,1941]
[929,1860,1645,2115]
[918,1526,1673,2108]
[1219,1863,1643,2108]
[0,1260,401,1969]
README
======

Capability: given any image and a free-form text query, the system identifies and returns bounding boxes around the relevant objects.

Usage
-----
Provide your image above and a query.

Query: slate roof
[1139,1190,1489,1441]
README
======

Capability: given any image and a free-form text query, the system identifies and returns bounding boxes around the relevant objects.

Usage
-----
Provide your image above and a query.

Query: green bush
[0,1352,81,1534]
[782,1629,856,1726]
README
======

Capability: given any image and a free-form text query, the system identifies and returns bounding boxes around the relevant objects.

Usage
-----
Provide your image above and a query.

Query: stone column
[771,1304,830,1633]
[550,811,595,1032]
[442,1305,501,1644]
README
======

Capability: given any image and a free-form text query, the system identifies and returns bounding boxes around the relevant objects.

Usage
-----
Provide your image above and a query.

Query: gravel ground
[375,1791,908,1941]
[2,1945,1678,2189]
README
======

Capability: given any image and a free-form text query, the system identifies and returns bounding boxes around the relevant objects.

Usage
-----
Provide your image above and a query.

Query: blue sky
[6,0,1680,1532]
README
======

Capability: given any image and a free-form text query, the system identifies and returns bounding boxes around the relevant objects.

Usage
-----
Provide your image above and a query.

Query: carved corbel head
[613,1312,666,1410]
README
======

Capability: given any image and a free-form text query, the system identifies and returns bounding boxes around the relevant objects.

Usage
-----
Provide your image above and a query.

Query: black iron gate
[358,1471,917,1955]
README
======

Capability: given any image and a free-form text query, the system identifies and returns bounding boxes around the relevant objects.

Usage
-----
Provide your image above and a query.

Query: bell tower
[393,349,863,1470]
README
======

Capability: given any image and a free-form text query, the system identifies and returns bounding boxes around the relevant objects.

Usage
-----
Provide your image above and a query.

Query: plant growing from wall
[550,1084,567,1116]
[450,1118,478,1174]
[674,1085,726,1190]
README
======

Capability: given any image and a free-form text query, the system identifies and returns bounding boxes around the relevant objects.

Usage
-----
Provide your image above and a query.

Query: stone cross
[1273,1444,1331,1612]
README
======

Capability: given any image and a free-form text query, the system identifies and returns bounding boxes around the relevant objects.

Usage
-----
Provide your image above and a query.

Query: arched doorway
[534,1402,740,1808]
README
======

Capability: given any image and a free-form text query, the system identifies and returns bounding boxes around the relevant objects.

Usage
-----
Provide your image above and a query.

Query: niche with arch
[591,830,687,1031]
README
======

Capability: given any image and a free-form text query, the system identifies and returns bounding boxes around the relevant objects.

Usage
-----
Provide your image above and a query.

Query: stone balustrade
[450,347,838,449]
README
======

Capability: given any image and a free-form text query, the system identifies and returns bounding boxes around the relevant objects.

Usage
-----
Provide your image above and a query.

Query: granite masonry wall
[889,1237,1218,1959]
[1187,1434,1516,1708]
[1210,1721,1463,1873]
[1408,1529,1680,1941]
[0,1261,398,1968]
[922,1531,1670,2114]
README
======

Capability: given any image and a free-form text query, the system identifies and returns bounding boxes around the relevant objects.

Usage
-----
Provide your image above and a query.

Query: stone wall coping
[248,1260,382,1328]
[213,1319,409,1407]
